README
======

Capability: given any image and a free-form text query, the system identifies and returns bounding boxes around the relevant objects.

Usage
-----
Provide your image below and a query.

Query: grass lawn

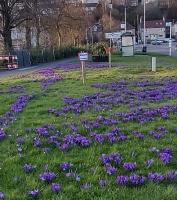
[1,54,177,200]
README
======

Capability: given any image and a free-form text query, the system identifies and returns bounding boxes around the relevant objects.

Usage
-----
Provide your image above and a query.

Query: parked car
[151,40,163,45]
[147,39,151,44]
[163,38,175,43]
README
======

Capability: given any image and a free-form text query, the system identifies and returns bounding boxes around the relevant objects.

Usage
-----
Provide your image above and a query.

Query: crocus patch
[3,76,177,198]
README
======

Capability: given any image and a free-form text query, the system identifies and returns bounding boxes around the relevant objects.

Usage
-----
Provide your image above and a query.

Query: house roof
[142,20,165,29]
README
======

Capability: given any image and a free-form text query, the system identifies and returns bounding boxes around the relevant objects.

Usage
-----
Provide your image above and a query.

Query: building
[141,0,156,4]
[11,27,39,49]
[81,0,99,10]
[172,22,177,39]
[141,20,166,40]
[113,0,139,6]
[158,0,177,8]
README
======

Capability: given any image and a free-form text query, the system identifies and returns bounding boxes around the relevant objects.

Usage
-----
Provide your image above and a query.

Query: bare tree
[42,0,87,47]
[0,0,29,52]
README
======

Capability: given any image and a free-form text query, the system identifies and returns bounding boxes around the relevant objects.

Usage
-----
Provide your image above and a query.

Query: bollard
[152,57,156,72]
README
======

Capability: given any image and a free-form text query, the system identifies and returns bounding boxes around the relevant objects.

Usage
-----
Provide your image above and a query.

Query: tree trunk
[36,26,40,48]
[57,31,61,48]
[3,11,13,53]
[34,0,40,48]
[25,20,31,49]
[3,29,13,53]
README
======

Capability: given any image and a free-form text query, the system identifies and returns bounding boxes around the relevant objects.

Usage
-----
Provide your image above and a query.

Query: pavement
[0,57,78,78]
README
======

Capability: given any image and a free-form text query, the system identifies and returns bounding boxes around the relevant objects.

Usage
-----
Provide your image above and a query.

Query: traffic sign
[166,22,172,27]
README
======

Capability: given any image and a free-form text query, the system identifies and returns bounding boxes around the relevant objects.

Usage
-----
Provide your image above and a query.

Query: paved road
[135,42,177,57]
[0,57,77,78]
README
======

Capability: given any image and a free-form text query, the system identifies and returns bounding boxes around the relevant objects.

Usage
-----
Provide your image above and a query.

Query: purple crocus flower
[16,137,25,145]
[0,130,6,140]
[175,127,177,133]
[39,172,56,182]
[65,172,76,178]
[144,159,154,167]
[111,153,123,165]
[166,171,177,181]
[0,192,4,199]
[118,134,128,141]
[129,175,146,185]
[106,133,118,143]
[23,163,36,173]
[36,127,49,137]
[11,95,31,113]
[99,154,111,165]
[132,131,145,140]
[99,153,122,166]
[116,175,129,185]
[98,179,108,187]
[48,136,60,146]
[51,183,61,193]
[28,189,39,198]
[33,137,42,147]
[60,162,73,171]
[80,183,92,189]
[159,152,172,165]
[161,147,172,154]
[104,164,117,175]
[90,133,105,143]
[123,162,137,171]
[59,143,70,151]
[43,147,51,154]
[148,172,165,183]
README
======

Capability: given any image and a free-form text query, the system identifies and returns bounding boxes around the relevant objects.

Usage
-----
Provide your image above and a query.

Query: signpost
[152,57,156,72]
[78,52,88,84]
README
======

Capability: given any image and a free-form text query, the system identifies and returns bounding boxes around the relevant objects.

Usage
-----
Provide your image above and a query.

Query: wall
[141,27,166,40]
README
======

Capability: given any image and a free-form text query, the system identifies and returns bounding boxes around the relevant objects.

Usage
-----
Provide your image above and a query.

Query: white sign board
[109,3,113,9]
[105,32,121,39]
[79,52,88,61]
[122,37,133,46]
[166,22,172,27]
[121,24,125,29]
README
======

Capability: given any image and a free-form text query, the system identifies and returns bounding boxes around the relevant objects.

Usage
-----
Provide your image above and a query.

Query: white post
[152,57,156,72]
[169,22,172,56]
[81,61,85,84]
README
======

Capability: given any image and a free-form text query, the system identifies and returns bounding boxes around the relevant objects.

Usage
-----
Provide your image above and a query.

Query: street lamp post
[125,5,127,32]
[143,0,146,52]
[169,22,172,56]
[109,0,112,68]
